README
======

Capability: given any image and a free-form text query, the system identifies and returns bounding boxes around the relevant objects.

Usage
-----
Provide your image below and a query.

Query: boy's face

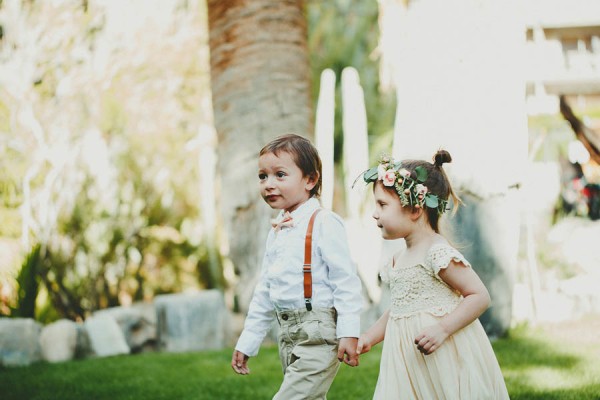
[258,151,315,213]
[372,182,412,240]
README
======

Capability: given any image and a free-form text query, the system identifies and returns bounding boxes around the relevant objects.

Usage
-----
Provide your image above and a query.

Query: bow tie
[271,211,294,231]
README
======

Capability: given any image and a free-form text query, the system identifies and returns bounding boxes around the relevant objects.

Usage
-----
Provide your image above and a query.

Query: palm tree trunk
[207,0,312,312]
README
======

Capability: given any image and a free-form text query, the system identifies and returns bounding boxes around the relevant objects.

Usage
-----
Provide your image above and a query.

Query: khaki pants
[273,308,340,400]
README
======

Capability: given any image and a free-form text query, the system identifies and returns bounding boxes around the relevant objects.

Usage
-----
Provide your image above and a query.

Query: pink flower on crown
[415,184,428,195]
[377,163,389,180]
[382,170,396,187]
[399,168,410,178]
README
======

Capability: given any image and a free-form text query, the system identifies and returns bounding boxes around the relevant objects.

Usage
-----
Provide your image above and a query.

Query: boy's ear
[305,172,319,191]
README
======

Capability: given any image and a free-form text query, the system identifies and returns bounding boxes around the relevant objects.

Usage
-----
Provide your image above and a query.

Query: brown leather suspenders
[303,209,321,311]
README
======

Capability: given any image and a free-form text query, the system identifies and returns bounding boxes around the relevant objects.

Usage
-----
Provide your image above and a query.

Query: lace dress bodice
[380,243,471,319]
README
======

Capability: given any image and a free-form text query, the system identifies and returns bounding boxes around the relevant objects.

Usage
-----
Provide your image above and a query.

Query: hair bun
[433,150,452,167]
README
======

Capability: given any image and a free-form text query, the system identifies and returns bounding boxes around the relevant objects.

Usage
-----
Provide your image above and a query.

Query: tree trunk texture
[207,0,312,312]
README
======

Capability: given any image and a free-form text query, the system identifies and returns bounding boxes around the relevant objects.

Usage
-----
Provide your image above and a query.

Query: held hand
[231,350,250,375]
[356,333,373,355]
[337,337,359,367]
[414,323,449,355]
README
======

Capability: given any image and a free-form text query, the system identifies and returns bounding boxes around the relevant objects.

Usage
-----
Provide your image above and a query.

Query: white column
[341,67,383,303]
[315,69,336,210]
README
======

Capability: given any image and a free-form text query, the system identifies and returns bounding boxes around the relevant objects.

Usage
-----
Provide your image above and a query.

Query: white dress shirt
[235,198,363,357]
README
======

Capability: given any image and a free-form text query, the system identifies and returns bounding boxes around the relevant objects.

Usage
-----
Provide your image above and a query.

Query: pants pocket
[302,320,326,345]
[318,319,338,346]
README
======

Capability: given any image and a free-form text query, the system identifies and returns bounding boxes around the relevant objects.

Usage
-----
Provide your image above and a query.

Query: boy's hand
[337,337,359,367]
[231,350,250,374]
[356,333,372,355]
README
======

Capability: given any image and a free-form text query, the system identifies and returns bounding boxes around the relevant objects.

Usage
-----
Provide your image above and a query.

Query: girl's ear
[410,206,424,221]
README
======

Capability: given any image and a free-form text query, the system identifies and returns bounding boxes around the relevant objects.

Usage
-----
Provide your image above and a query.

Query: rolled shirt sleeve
[234,256,275,357]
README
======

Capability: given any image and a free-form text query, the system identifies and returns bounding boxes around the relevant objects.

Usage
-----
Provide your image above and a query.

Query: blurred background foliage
[0,0,396,323]
[0,0,222,322]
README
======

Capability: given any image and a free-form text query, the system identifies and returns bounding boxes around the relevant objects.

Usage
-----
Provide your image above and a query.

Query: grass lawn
[2,315,599,400]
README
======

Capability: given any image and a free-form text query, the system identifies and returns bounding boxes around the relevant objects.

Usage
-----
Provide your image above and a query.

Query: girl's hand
[231,350,250,374]
[414,323,449,355]
[356,333,373,355]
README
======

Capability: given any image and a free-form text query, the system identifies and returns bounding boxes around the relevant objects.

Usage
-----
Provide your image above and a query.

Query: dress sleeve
[426,243,472,281]
[379,257,392,284]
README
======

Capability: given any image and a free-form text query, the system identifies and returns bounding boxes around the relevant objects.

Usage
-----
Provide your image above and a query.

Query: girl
[357,150,509,399]
[232,134,363,400]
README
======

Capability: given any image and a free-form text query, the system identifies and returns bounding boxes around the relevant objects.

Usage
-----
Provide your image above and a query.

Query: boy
[231,134,363,399]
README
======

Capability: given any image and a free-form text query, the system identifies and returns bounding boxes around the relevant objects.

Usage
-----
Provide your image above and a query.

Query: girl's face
[372,182,413,240]
[258,151,316,213]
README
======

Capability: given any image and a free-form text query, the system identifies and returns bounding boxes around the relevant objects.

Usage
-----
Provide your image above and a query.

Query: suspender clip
[305,298,312,311]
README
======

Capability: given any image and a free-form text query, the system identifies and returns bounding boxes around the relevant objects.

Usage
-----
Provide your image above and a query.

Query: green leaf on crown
[425,194,439,208]
[363,166,378,182]
[415,166,428,182]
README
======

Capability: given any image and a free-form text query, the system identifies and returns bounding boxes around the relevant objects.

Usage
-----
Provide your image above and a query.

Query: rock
[93,302,157,353]
[0,318,42,367]
[84,314,130,357]
[155,289,229,353]
[75,322,92,359]
[39,319,78,363]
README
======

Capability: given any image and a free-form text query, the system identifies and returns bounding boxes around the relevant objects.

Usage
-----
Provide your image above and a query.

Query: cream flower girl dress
[374,242,510,399]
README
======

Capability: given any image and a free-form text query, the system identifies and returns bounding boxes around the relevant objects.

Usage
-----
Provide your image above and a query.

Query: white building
[525,0,600,115]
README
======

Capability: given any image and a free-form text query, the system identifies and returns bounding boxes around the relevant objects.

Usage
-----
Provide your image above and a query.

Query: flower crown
[362,155,449,214]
